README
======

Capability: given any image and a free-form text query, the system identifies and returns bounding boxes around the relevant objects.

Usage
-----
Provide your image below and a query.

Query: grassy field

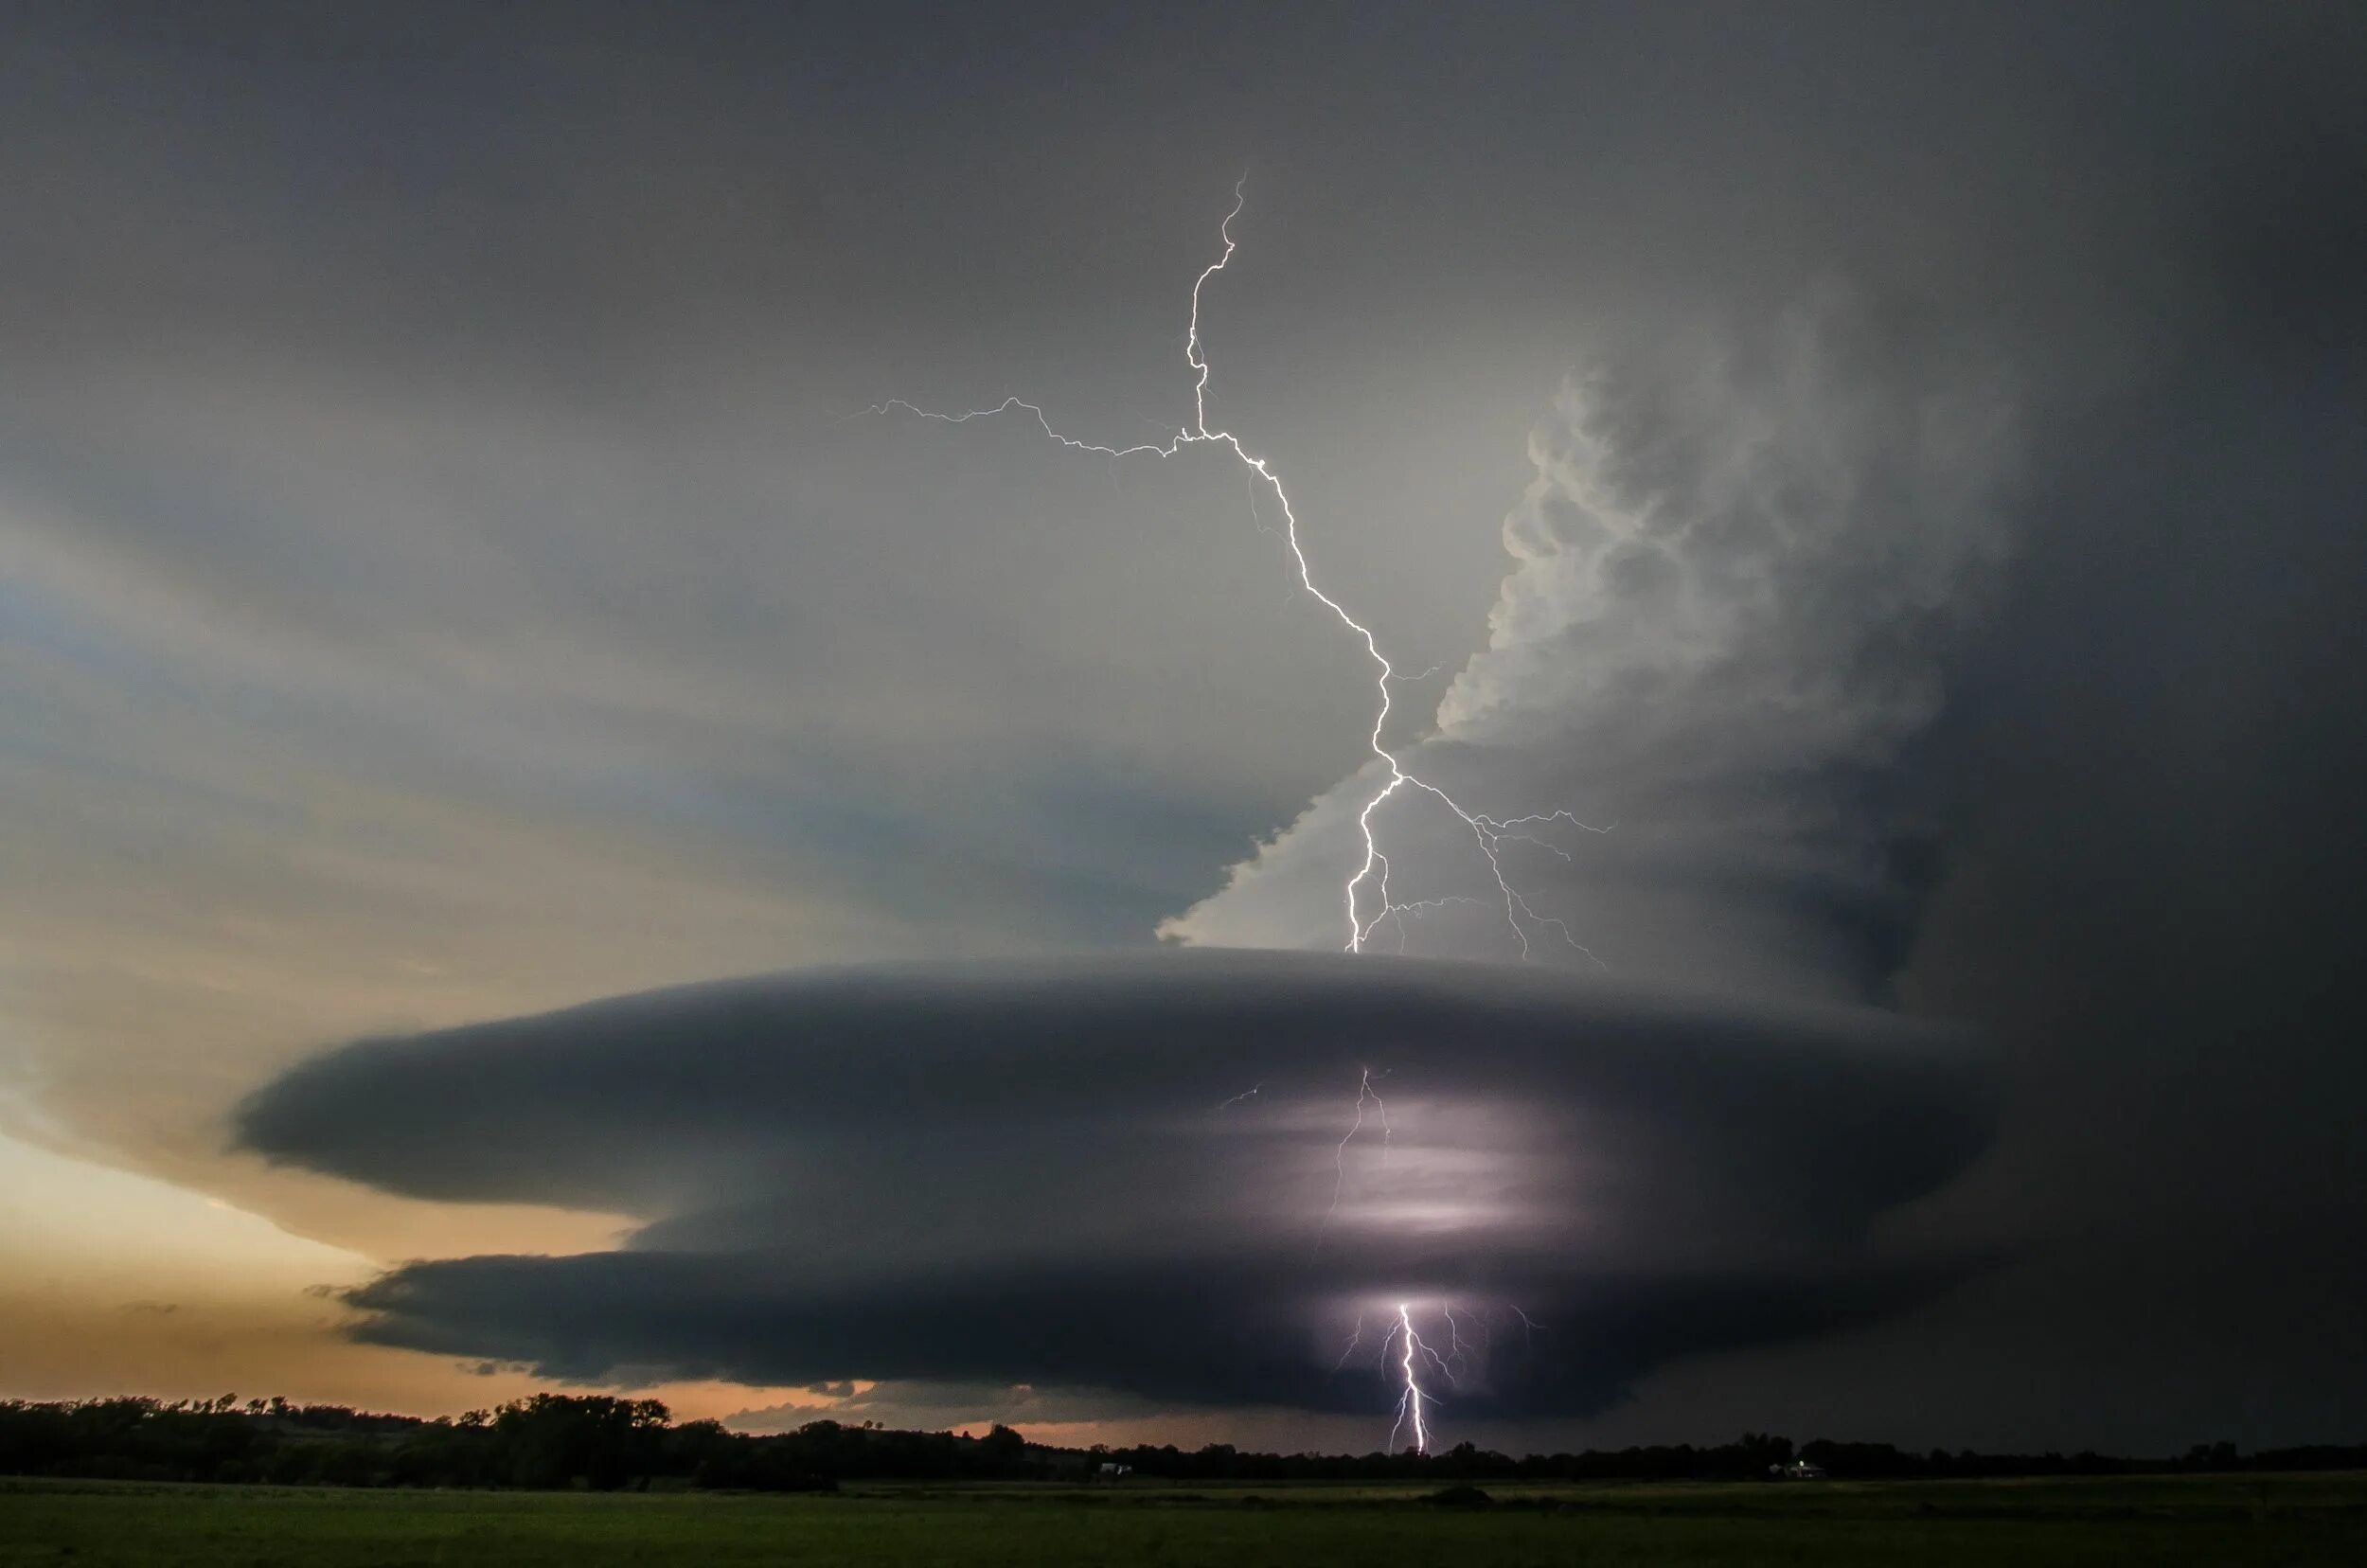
[5,1471,2366,1566]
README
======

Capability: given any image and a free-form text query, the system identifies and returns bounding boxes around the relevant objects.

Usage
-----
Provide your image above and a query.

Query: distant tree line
[2,1394,2359,1492]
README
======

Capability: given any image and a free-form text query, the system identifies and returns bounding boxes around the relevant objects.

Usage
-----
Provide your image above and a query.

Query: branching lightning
[1339,1296,1543,1454]
[1510,1304,1542,1349]
[1440,1303,1486,1384]
[871,178,1607,963]
[1314,1066,1390,1256]
[1333,1313,1368,1370]
[1311,1066,1539,1454]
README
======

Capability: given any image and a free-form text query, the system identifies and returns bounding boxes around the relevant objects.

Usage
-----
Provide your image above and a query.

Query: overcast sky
[4,2,2362,1454]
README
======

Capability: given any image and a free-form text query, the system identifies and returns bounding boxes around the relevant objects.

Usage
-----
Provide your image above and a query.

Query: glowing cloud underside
[875,181,1607,962]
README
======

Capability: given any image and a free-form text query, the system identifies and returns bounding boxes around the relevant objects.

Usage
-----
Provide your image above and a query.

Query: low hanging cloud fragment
[238,951,1995,1420]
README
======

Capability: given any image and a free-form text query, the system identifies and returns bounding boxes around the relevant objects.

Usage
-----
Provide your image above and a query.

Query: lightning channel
[1314,1066,1390,1256]
[870,178,1607,963]
[1390,1303,1432,1455]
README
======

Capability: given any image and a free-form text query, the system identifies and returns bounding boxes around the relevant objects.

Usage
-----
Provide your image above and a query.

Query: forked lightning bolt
[1342,1296,1540,1453]
[1388,1303,1432,1454]
[871,179,1605,960]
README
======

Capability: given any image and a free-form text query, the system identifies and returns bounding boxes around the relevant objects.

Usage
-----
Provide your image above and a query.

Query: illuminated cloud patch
[239,951,1994,1421]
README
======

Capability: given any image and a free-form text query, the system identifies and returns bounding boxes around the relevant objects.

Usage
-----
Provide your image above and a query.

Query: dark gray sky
[3,2,2363,1452]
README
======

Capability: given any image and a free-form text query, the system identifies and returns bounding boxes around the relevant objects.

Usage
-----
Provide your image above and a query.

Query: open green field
[6,1472,2365,1566]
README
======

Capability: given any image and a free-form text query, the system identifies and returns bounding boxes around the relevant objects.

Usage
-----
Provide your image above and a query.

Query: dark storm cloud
[338,1246,1985,1422]
[240,951,1994,1417]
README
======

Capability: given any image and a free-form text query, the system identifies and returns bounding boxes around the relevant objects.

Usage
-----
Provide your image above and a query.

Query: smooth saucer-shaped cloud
[238,950,1995,1418]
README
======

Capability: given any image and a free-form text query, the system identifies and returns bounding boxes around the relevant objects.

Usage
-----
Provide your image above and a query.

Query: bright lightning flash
[1342,1294,1539,1454]
[872,178,1607,961]
[1389,1303,1431,1454]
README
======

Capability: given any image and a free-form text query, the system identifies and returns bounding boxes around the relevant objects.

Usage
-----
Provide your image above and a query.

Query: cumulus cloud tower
[1166,296,2019,1001]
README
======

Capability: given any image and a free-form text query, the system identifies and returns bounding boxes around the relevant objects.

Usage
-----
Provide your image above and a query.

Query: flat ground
[5,1471,2366,1566]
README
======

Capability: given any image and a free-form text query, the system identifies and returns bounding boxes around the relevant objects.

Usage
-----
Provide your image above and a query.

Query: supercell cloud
[0,2,2355,1453]
[232,210,2026,1434]
[239,951,1994,1419]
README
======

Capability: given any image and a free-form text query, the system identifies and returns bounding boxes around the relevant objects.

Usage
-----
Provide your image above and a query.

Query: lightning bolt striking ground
[871,178,1606,961]
[1388,1303,1432,1454]
[1337,1295,1543,1453]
